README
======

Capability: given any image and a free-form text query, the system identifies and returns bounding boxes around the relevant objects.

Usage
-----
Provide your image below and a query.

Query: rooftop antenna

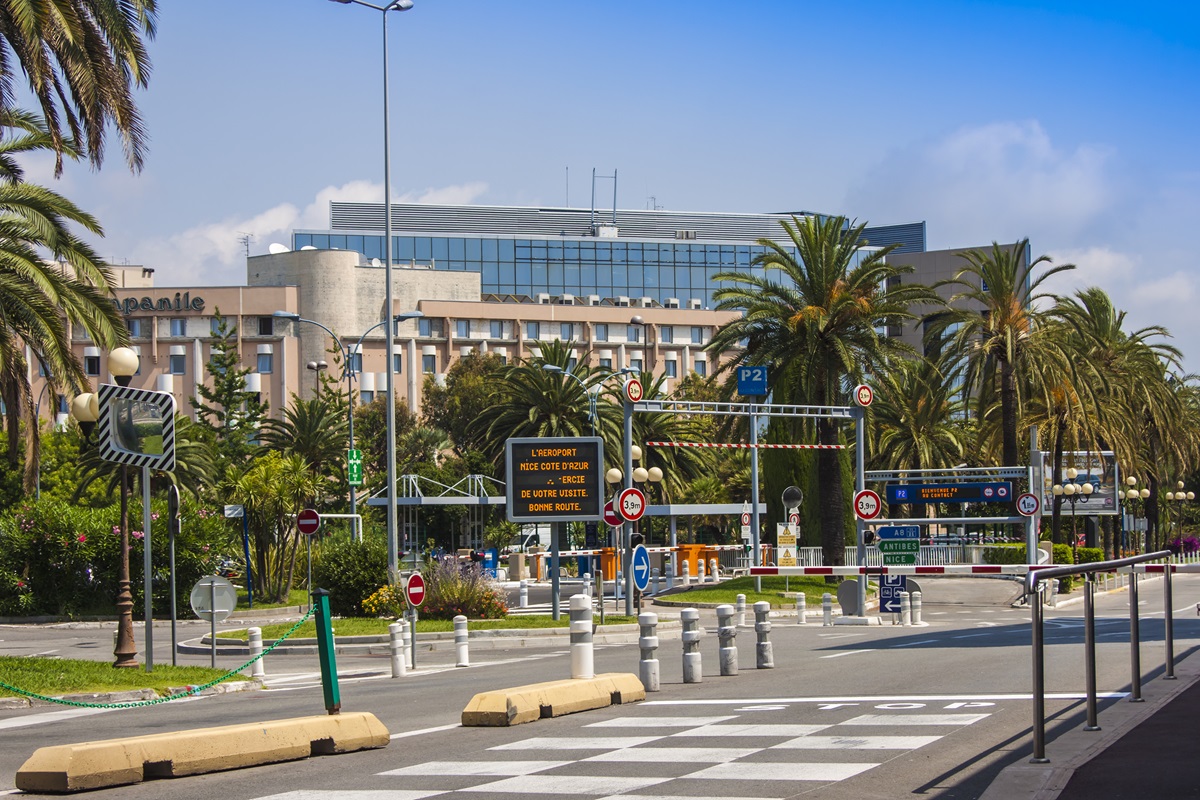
[647,196,664,211]
[237,232,254,258]
[590,168,618,231]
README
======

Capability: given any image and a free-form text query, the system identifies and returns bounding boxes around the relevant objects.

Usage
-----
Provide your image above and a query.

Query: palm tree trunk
[1051,424,1064,544]
[817,417,844,567]
[1000,359,1020,467]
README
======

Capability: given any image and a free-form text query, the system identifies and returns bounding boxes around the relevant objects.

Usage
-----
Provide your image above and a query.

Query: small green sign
[877,540,920,553]
[882,553,918,565]
[347,449,363,487]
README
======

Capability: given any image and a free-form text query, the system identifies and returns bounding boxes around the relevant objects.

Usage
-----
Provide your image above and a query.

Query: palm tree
[708,215,938,567]
[871,353,969,475]
[928,240,1074,466]
[261,394,349,481]
[0,0,158,174]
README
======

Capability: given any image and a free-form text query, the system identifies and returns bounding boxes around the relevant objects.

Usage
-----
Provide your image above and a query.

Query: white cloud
[131,180,489,285]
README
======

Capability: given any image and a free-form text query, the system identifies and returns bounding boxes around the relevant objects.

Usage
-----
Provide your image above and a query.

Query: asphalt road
[3,575,1198,799]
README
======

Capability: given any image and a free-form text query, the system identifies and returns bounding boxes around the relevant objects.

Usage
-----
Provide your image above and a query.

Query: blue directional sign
[876,525,921,540]
[631,545,651,592]
[879,575,908,613]
[737,365,769,396]
[886,482,1012,504]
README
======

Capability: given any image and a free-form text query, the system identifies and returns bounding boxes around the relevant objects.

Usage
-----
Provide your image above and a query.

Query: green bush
[1075,547,1104,565]
[312,533,387,617]
[983,544,1026,565]
[421,557,507,620]
[1052,543,1075,591]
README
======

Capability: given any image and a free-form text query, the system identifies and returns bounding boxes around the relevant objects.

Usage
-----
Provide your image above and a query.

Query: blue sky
[32,1,1200,363]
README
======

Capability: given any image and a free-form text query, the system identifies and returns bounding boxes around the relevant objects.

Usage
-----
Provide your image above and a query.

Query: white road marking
[690,762,876,781]
[587,715,738,728]
[0,705,115,731]
[389,723,460,740]
[843,713,989,726]
[644,692,1126,705]
[772,734,943,749]
[379,760,566,777]
[256,792,442,800]
[598,796,779,800]
[820,649,876,659]
[953,633,994,639]
[463,775,669,794]
[585,746,759,763]
[672,723,831,737]
[491,736,661,750]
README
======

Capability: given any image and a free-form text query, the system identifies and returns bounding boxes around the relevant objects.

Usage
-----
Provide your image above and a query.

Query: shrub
[1075,547,1104,565]
[983,545,1026,565]
[421,557,507,620]
[1168,535,1200,555]
[312,533,387,617]
[362,584,405,618]
[1052,543,1075,591]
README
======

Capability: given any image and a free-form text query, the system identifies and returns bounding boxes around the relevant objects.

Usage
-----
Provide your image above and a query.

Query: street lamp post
[329,0,414,585]
[1052,467,1094,561]
[541,365,597,436]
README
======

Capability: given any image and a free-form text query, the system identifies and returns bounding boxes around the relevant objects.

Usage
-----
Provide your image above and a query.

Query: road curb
[1,680,264,709]
[14,711,389,793]
[461,672,645,727]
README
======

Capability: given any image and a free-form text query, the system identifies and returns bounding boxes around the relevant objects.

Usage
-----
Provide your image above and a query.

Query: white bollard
[697,560,706,584]
[248,627,265,679]
[683,561,692,586]
[519,580,529,609]
[797,594,807,625]
[1050,579,1060,608]
[735,594,747,627]
[388,622,406,678]
[616,570,624,601]
[822,592,833,626]
[454,615,469,667]
[584,572,593,599]
[912,591,923,626]
[570,594,594,679]
[716,604,738,676]
[400,618,413,669]
[681,607,702,683]
[638,612,660,691]
[651,568,660,596]
[754,601,773,669]
[709,558,719,583]
[900,591,912,627]
[666,561,675,591]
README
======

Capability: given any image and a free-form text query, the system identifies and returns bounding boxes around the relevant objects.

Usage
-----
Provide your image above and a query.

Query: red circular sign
[624,378,644,404]
[297,508,321,535]
[405,573,426,607]
[853,384,874,407]
[1016,492,1041,517]
[618,487,646,522]
[604,499,622,527]
[853,489,882,520]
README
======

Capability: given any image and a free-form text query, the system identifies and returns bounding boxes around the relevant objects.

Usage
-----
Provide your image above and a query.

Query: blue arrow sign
[876,525,921,540]
[879,575,908,613]
[631,545,651,592]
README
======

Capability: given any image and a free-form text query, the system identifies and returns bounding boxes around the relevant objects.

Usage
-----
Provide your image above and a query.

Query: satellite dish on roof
[371,258,382,267]
[268,242,289,254]
[300,245,317,250]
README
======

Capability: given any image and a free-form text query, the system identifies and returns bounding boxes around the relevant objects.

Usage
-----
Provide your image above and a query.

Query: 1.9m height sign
[505,437,604,523]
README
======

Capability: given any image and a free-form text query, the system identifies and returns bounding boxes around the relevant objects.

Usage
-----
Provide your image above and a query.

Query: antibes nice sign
[113,292,206,316]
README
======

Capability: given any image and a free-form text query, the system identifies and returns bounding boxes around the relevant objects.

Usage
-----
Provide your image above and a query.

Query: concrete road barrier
[461,673,645,727]
[15,712,390,793]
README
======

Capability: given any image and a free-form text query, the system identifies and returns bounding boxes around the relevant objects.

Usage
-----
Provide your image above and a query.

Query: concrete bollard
[735,594,747,627]
[519,580,529,609]
[248,627,266,679]
[797,594,807,625]
[697,560,706,584]
[388,622,406,678]
[638,612,660,691]
[400,618,412,669]
[651,568,660,596]
[666,561,675,591]
[900,591,912,627]
[584,572,593,599]
[912,591,923,625]
[754,601,774,669]
[822,592,833,626]
[683,561,692,586]
[1050,579,1060,608]
[570,594,594,679]
[709,558,719,583]
[454,615,469,667]
[681,607,702,683]
[717,604,738,676]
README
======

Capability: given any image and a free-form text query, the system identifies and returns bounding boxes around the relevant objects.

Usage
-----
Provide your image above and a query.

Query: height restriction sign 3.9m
[505,437,604,523]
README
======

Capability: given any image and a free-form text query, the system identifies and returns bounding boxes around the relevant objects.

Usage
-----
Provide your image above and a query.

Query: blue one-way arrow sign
[876,525,921,540]
[631,545,651,592]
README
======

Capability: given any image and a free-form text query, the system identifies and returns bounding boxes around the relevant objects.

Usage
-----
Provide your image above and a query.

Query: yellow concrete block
[15,711,389,793]
[462,672,645,727]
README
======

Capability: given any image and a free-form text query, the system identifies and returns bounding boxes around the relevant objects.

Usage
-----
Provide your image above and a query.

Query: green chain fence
[0,607,317,710]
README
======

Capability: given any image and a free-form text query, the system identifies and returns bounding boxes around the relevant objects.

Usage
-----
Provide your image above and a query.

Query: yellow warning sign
[777,523,798,567]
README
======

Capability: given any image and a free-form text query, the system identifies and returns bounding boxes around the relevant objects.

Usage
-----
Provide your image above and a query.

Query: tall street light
[329,0,413,584]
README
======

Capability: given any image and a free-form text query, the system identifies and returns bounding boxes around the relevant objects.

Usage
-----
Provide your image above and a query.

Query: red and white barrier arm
[1126,563,1200,574]
[750,564,1046,576]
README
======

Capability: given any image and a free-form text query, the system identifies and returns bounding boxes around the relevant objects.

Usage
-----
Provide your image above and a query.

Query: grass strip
[0,655,240,699]
[218,614,639,641]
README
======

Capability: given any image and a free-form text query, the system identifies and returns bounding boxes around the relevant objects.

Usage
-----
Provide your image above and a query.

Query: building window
[127,318,145,338]
[393,353,403,373]
[695,360,707,377]
[258,317,274,336]
[660,326,674,344]
[57,395,69,414]
[257,353,273,374]
[489,320,509,339]
[348,353,362,374]
[599,357,612,369]
[567,357,577,371]
[38,360,49,377]
[626,325,641,343]
[169,354,186,375]
[170,318,187,337]
[691,326,704,345]
[210,317,228,336]
[560,322,574,341]
[422,354,436,374]
[84,356,100,376]
[455,319,470,338]
[630,358,643,372]
[360,390,374,404]
[418,318,443,337]
[594,323,609,342]
[665,360,678,378]
[525,321,540,340]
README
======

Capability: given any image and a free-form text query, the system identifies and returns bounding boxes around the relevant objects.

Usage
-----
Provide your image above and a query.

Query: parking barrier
[735,594,746,627]
[754,601,773,669]
[570,594,594,679]
[822,592,833,626]
[638,612,660,691]
[248,627,265,679]
[388,623,406,678]
[681,608,702,683]
[717,604,738,676]
[454,615,469,667]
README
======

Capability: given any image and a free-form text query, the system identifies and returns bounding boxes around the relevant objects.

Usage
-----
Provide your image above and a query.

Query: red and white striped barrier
[647,441,846,450]
[1127,564,1200,574]
[750,565,1047,576]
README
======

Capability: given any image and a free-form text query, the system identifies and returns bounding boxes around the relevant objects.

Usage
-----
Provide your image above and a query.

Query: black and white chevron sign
[97,383,176,472]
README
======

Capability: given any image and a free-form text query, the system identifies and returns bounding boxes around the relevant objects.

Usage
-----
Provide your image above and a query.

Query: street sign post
[853,489,882,520]
[624,378,644,404]
[347,448,363,487]
[736,366,768,396]
[631,545,651,592]
[740,501,751,540]
[777,523,798,566]
[618,487,646,522]
[190,575,237,668]
[405,572,426,608]
[297,508,322,536]
[853,384,874,407]
[223,504,244,518]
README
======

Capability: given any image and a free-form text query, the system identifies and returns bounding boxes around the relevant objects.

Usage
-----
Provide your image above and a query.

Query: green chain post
[312,588,341,715]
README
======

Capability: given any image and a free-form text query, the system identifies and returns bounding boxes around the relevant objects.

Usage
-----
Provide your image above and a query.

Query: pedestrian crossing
[252,702,994,799]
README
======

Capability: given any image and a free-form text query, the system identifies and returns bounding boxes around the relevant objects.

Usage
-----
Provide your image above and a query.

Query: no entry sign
[405,573,426,607]
[297,508,321,536]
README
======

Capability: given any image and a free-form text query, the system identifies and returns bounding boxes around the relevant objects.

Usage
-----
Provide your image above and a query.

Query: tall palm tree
[0,0,158,174]
[871,353,969,475]
[708,215,938,567]
[927,239,1074,466]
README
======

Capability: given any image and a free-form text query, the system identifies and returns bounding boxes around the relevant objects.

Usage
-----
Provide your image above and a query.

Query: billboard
[1039,451,1119,516]
[505,437,604,523]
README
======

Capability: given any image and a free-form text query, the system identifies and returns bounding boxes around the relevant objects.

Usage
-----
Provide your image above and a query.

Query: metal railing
[1024,550,1174,763]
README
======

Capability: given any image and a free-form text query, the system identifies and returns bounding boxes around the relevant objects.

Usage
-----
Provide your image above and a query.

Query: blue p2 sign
[737,366,768,396]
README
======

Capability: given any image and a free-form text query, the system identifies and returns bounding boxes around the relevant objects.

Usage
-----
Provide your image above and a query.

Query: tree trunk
[1000,358,1020,467]
[817,417,844,567]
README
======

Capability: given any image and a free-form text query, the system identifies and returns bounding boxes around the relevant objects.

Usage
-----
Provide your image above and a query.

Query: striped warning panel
[96,383,176,471]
